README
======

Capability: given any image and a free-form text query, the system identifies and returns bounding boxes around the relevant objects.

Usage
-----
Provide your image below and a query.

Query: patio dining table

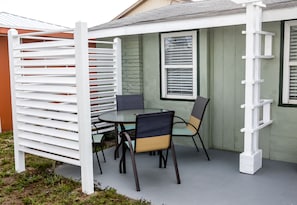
[98,108,169,170]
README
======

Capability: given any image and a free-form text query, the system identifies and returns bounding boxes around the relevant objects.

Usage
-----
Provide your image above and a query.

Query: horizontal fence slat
[91,104,116,111]
[18,131,79,150]
[16,107,78,122]
[18,123,79,141]
[17,115,78,132]
[15,84,77,94]
[15,68,76,75]
[89,73,116,78]
[15,49,75,58]
[90,91,116,98]
[88,48,114,53]
[19,139,80,160]
[15,76,76,84]
[89,85,116,92]
[89,61,115,66]
[89,79,116,85]
[19,146,80,166]
[15,58,75,67]
[16,100,77,113]
[89,68,116,72]
[95,126,114,134]
[16,39,74,50]
[16,92,77,103]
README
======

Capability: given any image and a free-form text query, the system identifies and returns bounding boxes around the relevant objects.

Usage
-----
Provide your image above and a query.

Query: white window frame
[282,20,297,105]
[161,31,197,100]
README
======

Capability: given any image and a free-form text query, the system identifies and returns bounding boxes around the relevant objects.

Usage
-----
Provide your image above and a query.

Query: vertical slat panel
[89,39,118,134]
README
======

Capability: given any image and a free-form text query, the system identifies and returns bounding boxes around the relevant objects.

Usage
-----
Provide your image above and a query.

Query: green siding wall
[209,25,245,152]
[121,35,143,94]
[142,32,211,148]
[209,22,297,163]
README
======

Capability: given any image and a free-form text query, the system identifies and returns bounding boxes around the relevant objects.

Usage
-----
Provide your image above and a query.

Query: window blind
[282,21,297,104]
[289,25,297,102]
[289,66,297,100]
[165,36,193,65]
[167,68,193,96]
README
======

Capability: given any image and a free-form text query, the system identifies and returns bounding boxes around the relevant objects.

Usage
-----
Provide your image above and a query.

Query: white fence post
[74,22,94,194]
[8,29,26,172]
[114,38,122,95]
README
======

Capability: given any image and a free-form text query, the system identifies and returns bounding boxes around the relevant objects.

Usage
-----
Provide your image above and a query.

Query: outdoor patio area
[55,145,297,205]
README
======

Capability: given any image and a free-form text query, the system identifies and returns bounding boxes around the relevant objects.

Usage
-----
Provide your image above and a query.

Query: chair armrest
[173,121,199,134]
[122,131,134,149]
[173,116,188,127]
[174,116,187,123]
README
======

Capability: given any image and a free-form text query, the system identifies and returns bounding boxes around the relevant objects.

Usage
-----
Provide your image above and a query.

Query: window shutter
[161,31,197,100]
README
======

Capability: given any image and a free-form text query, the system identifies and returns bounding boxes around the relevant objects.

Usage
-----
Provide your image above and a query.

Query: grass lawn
[0,131,150,205]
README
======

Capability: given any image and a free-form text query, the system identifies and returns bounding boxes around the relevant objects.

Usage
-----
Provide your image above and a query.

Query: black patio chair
[92,120,106,174]
[116,94,144,131]
[172,96,210,160]
[121,111,181,191]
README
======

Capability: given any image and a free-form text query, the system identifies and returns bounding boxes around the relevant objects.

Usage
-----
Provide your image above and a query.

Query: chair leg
[191,136,200,152]
[158,150,168,168]
[170,142,181,184]
[94,147,103,174]
[100,144,106,162]
[114,123,120,160]
[158,150,166,168]
[129,148,140,191]
[197,133,210,161]
[119,142,127,174]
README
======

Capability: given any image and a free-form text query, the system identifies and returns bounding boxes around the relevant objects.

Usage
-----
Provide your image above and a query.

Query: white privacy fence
[8,22,122,194]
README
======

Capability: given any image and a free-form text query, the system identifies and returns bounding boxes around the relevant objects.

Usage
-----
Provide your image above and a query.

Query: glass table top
[99,108,168,123]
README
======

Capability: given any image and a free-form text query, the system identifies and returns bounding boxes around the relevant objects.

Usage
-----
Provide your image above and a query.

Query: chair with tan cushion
[121,111,181,191]
[172,96,210,160]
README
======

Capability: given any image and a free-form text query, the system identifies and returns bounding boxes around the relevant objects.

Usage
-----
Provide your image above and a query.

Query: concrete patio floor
[55,145,297,205]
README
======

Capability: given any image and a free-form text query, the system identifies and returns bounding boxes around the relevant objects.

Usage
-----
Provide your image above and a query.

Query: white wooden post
[8,29,26,172]
[74,22,94,194]
[240,1,264,174]
[114,38,122,95]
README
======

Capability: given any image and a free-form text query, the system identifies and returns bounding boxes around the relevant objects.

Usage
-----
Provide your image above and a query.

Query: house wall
[209,22,297,164]
[119,21,297,163]
[209,25,245,153]
[142,32,211,148]
[0,36,12,132]
[121,35,143,94]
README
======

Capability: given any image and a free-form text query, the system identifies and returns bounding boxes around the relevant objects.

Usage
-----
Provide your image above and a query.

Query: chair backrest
[134,111,175,153]
[187,96,210,132]
[116,94,144,111]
